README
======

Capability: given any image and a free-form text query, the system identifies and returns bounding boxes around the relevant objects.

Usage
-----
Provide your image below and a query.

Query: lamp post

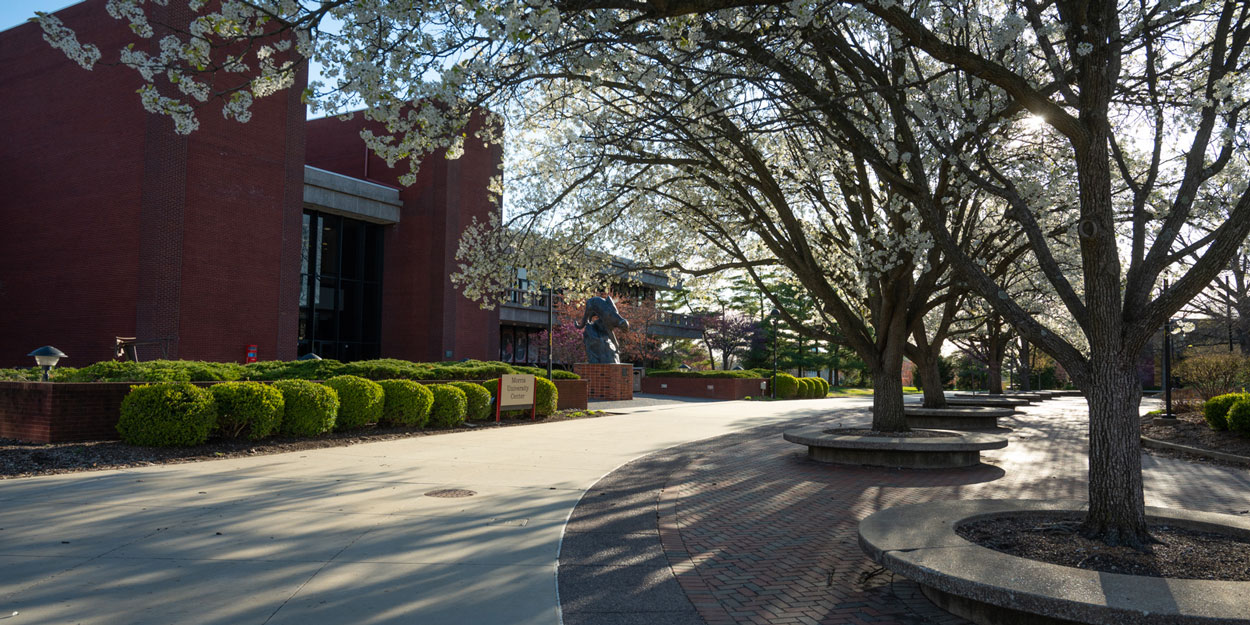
[769,308,780,399]
[546,286,554,380]
[27,346,67,382]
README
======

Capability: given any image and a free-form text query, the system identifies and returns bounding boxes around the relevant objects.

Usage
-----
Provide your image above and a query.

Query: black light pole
[546,286,554,380]
[1161,279,1176,420]
[770,308,780,399]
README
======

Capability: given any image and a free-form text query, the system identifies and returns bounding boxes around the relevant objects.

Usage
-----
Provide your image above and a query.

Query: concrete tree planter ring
[903,406,1013,430]
[782,426,1008,469]
[858,499,1250,625]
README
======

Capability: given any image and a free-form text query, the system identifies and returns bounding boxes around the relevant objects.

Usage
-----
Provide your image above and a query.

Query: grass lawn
[826,386,921,397]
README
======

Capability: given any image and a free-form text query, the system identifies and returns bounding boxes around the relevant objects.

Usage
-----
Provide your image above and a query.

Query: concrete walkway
[0,397,864,625]
[557,396,1250,625]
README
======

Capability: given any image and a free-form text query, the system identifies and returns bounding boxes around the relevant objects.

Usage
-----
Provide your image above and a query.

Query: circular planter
[858,499,1250,625]
[904,406,1012,430]
[782,426,1007,469]
[954,393,1038,404]
[945,397,1030,408]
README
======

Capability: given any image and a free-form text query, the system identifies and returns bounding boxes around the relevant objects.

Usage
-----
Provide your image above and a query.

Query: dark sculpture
[576,296,631,364]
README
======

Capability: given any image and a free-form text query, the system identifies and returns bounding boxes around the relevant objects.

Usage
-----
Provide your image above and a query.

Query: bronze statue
[575,296,631,364]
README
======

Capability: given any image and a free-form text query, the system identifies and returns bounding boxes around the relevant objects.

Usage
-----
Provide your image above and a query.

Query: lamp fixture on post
[28,346,67,382]
[769,308,781,399]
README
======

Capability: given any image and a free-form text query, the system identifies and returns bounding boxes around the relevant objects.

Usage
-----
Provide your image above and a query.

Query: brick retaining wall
[573,363,634,401]
[641,376,768,401]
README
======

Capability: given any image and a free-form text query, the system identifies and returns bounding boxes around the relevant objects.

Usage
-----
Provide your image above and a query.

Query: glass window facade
[299,211,384,360]
[500,325,546,365]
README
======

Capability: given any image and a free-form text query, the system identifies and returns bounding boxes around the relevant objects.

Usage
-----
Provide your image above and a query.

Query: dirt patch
[825,428,957,438]
[958,514,1250,581]
[1140,411,1250,466]
[0,410,607,479]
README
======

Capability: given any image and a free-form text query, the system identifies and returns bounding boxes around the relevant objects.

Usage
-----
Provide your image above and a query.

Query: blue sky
[0,1,77,32]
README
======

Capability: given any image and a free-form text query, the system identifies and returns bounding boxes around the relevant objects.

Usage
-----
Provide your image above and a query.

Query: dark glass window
[298,211,384,360]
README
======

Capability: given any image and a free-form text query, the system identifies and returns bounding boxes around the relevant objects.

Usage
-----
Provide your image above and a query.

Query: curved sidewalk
[0,397,851,625]
[558,397,1250,625]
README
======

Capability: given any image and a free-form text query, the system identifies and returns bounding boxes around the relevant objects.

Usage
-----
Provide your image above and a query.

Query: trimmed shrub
[324,375,385,431]
[210,381,284,440]
[796,378,812,398]
[511,365,580,380]
[449,381,492,420]
[428,384,468,427]
[377,380,433,427]
[536,376,558,416]
[1202,393,1246,431]
[1228,399,1250,433]
[813,377,830,397]
[272,380,338,436]
[117,383,217,447]
[772,373,799,399]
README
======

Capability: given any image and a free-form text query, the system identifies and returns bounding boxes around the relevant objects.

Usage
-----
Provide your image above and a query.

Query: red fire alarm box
[244,344,258,363]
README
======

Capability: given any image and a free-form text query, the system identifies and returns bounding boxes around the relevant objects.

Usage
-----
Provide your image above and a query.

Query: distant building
[0,0,497,366]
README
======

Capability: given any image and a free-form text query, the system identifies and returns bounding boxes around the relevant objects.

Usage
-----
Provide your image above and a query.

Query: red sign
[244,344,258,363]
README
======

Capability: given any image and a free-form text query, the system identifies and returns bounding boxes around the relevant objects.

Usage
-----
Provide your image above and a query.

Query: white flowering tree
[38,0,1250,546]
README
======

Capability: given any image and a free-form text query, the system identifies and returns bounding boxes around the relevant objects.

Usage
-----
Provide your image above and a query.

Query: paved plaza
[2,395,1248,624]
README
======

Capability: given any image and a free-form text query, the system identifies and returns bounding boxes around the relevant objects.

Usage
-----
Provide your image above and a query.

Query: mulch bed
[1140,411,1250,466]
[958,514,1250,581]
[0,409,606,479]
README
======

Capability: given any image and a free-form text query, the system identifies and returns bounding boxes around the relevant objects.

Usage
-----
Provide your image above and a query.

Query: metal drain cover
[424,489,476,498]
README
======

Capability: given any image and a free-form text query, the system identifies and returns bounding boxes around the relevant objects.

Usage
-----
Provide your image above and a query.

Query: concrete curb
[1141,436,1250,467]
[859,499,1250,625]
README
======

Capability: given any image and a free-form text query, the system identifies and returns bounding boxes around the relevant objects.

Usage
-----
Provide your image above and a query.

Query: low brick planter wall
[1,381,150,443]
[574,363,634,401]
[2,377,589,444]
[553,379,588,411]
[641,376,768,400]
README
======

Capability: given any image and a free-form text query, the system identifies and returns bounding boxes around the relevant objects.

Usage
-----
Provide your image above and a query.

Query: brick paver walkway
[558,397,1250,625]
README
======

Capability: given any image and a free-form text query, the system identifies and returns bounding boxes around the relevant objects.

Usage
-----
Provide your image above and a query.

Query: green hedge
[272,380,338,436]
[428,384,467,427]
[63,360,247,383]
[772,373,799,399]
[26,358,580,384]
[816,377,830,397]
[377,380,433,427]
[117,383,218,447]
[210,381,284,440]
[449,381,492,420]
[324,375,384,431]
[1202,393,1246,431]
[1228,400,1250,433]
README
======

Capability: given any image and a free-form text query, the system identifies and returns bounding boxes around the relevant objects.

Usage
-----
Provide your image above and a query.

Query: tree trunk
[986,367,1003,394]
[1018,339,1032,392]
[915,354,947,408]
[1080,359,1152,548]
[871,349,908,432]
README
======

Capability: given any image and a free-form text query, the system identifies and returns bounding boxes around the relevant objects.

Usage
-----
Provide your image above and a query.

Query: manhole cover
[424,489,476,498]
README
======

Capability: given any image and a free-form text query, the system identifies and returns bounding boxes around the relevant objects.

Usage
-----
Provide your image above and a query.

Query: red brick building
[0,0,499,367]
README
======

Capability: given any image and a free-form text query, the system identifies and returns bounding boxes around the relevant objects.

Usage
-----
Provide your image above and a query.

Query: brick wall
[0,0,305,366]
[554,379,588,410]
[641,377,768,400]
[305,112,501,363]
[573,364,634,401]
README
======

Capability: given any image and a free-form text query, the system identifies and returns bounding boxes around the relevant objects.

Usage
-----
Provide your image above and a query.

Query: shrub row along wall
[0,379,588,443]
[641,376,769,400]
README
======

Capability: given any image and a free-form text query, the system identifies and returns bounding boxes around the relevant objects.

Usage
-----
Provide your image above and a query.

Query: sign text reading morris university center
[497,374,536,421]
